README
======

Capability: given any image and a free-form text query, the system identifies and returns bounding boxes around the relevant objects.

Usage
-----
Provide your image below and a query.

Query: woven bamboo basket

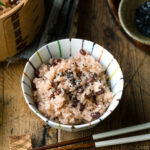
[0,0,44,61]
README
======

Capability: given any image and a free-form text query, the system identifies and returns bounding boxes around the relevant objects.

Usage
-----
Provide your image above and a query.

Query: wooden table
[0,0,150,150]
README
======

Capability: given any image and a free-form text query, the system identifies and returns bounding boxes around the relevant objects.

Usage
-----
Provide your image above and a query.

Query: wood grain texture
[9,134,32,150]
[0,61,57,150]
[0,1,150,150]
[59,0,150,149]
[107,0,120,24]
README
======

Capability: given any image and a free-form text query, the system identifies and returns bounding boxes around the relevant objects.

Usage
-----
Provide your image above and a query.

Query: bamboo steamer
[0,0,44,61]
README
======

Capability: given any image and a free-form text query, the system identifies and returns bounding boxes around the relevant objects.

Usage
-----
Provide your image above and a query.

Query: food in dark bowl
[135,1,150,38]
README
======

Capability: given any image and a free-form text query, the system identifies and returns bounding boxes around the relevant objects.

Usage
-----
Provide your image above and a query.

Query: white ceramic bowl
[21,38,124,132]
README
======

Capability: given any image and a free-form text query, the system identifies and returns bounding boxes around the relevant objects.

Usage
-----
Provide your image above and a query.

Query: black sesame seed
[35,101,38,107]
[86,93,94,98]
[76,80,81,85]
[93,95,97,104]
[68,93,72,99]
[77,87,84,93]
[72,101,78,107]
[70,78,76,85]
[96,88,105,95]
[72,98,79,107]
[50,93,55,99]
[80,103,85,111]
[32,83,36,90]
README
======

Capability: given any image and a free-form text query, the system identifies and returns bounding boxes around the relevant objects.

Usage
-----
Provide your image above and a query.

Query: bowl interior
[119,0,150,45]
[21,38,124,131]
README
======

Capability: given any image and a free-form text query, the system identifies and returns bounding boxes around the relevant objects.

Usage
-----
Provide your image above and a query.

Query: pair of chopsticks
[32,122,150,150]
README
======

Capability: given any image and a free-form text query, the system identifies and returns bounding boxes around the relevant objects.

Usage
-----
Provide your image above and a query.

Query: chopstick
[57,134,150,150]
[94,134,150,148]
[31,136,92,150]
[92,122,150,140]
[53,142,95,150]
[32,122,150,150]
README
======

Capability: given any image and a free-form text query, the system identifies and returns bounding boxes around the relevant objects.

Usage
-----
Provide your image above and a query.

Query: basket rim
[0,0,27,20]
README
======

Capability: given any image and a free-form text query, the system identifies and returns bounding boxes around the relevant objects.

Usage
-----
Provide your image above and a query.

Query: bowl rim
[118,0,150,46]
[21,38,124,130]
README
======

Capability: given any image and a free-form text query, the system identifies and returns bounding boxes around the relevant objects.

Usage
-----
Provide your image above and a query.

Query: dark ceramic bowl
[119,0,150,45]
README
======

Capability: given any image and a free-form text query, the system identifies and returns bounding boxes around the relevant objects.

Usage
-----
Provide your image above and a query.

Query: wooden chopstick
[56,134,150,150]
[32,122,150,150]
[31,135,92,150]
[54,142,95,150]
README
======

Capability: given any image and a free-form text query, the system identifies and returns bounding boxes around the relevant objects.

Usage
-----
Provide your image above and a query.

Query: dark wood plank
[0,1,150,150]
[59,0,150,150]
[0,61,57,150]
